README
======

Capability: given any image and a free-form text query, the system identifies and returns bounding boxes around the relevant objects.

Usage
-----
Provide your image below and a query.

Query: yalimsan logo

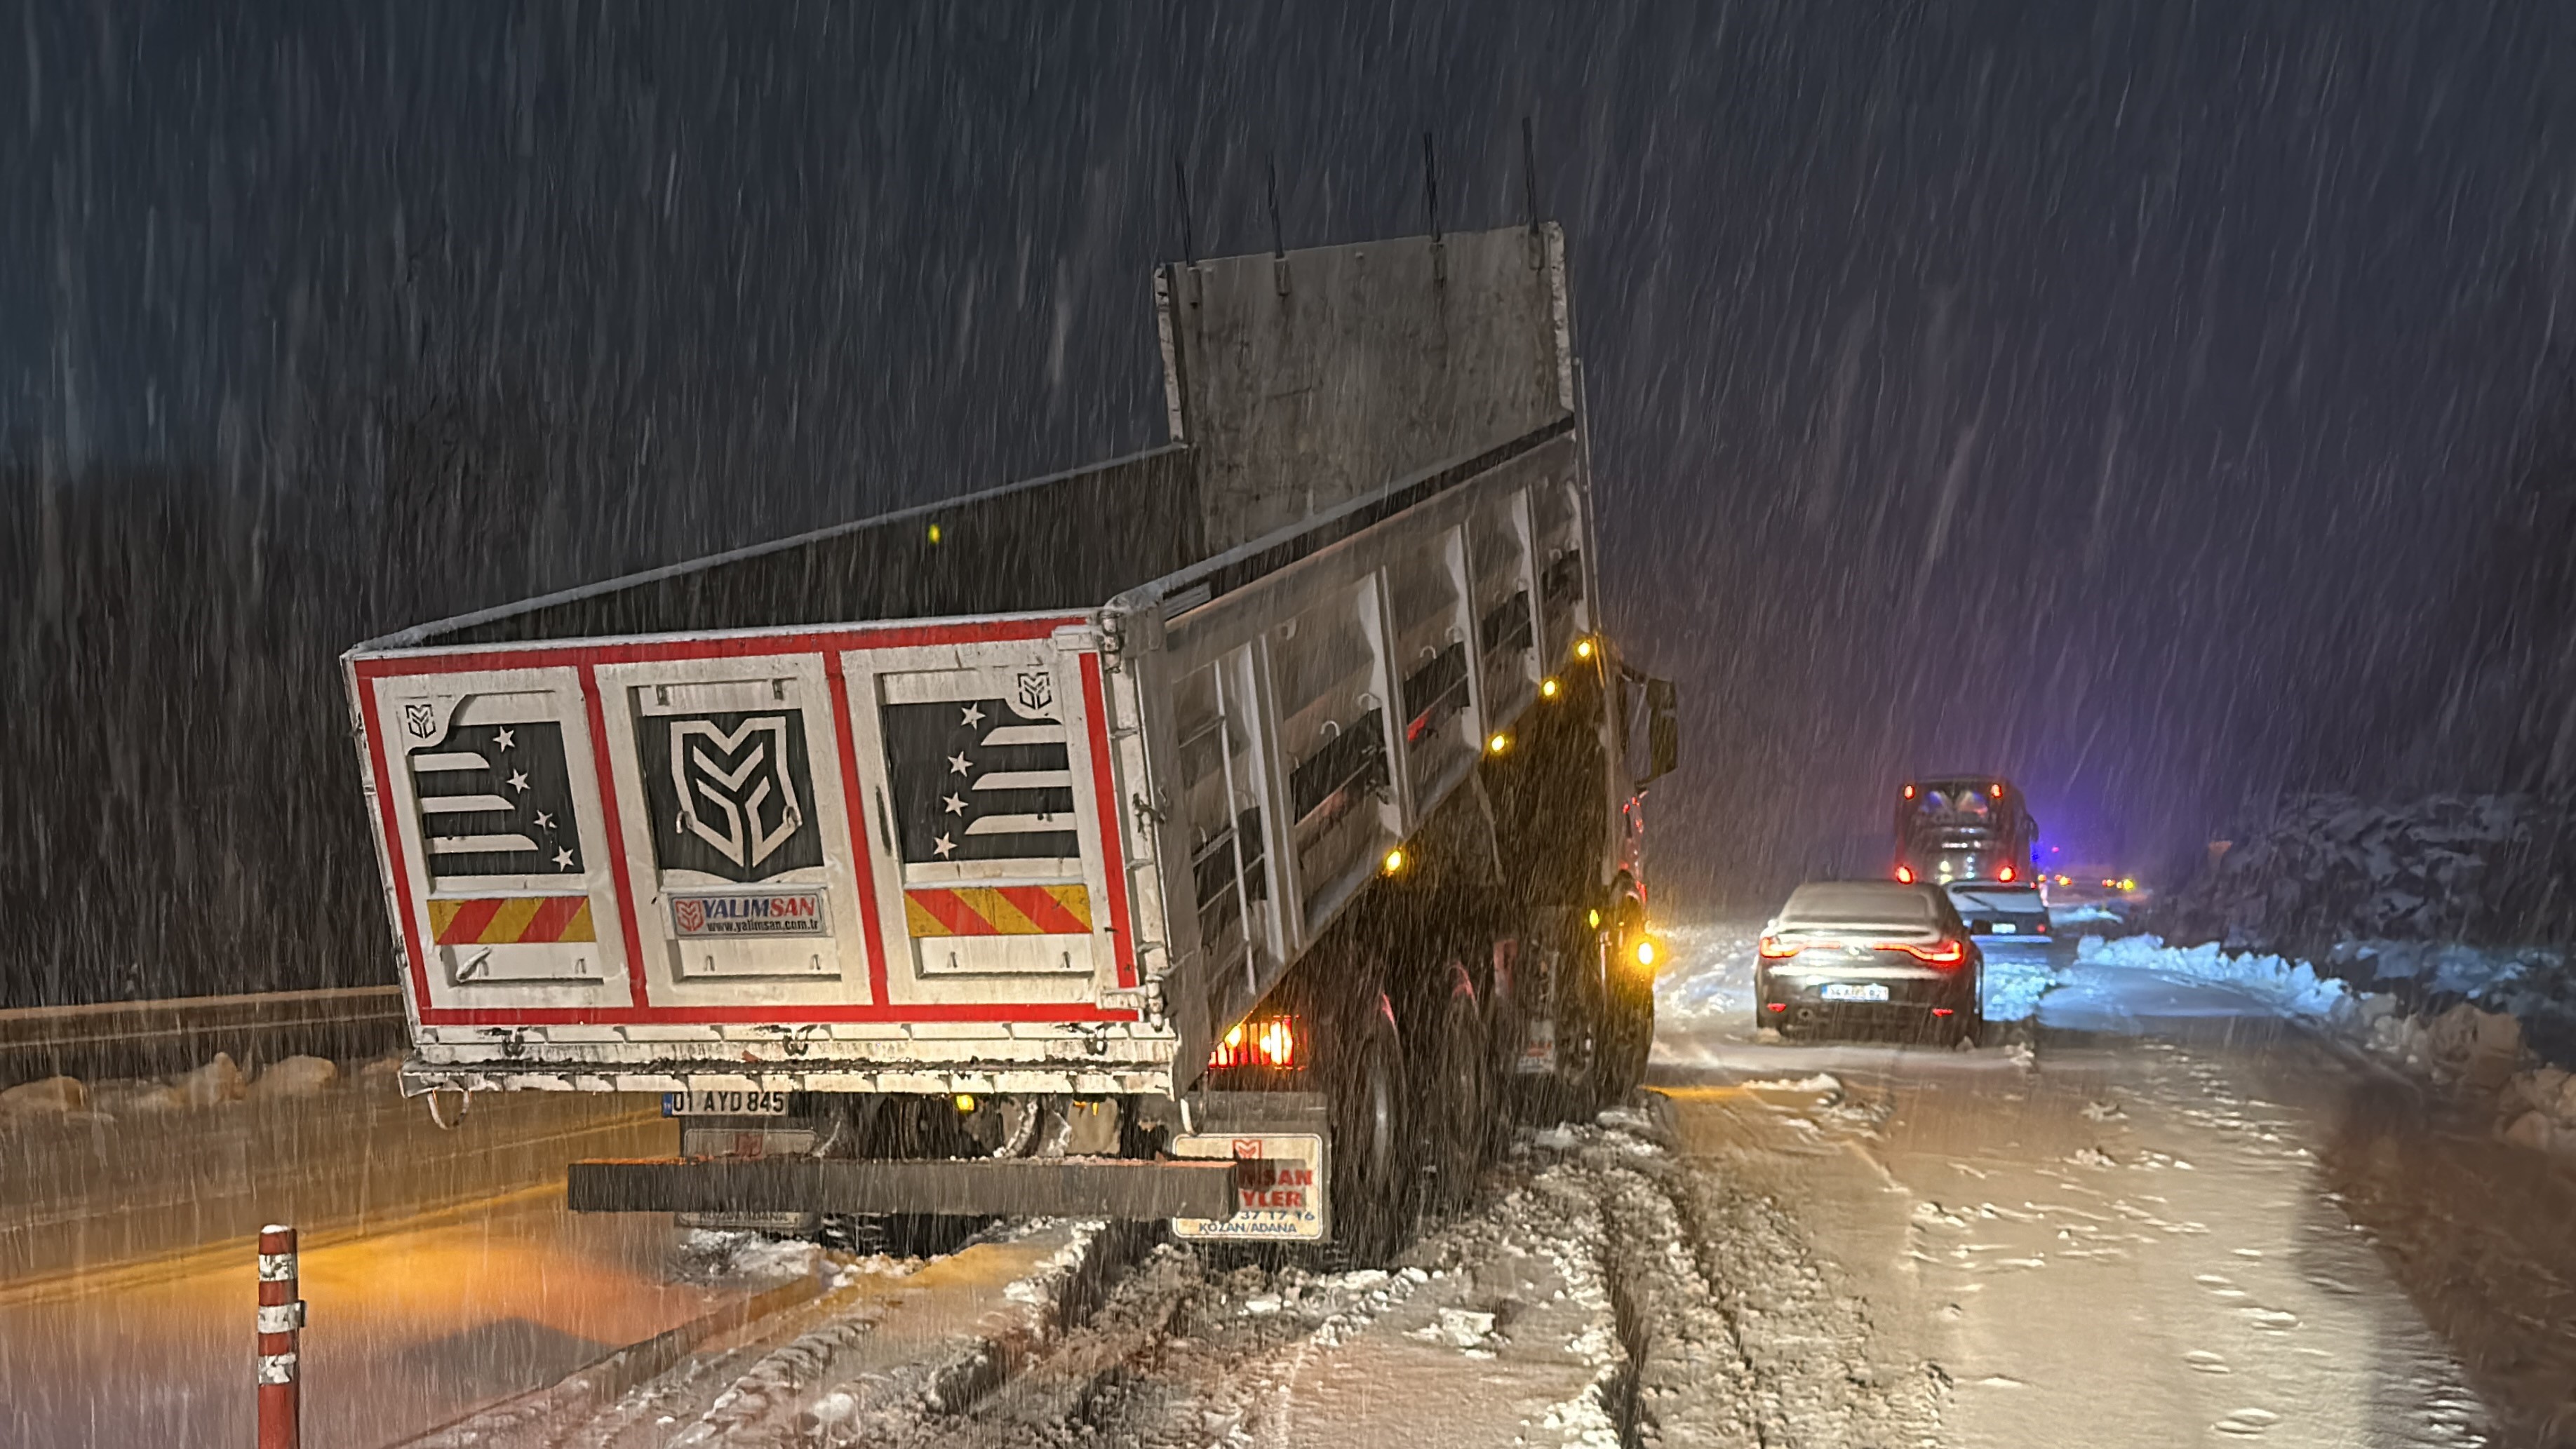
[670,890,829,938]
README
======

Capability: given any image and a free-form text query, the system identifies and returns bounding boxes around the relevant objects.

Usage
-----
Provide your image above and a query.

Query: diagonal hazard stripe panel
[904,884,1092,937]
[1001,884,1091,934]
[429,896,598,945]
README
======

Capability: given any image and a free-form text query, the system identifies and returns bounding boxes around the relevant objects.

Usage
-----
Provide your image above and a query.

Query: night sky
[6,2,2575,999]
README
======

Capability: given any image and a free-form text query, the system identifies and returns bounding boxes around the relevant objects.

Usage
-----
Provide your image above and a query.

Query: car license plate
[1992,922,2018,934]
[662,1089,791,1117]
[1820,983,1890,1003]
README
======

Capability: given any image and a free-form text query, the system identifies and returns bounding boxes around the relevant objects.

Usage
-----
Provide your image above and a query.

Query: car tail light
[1998,865,2016,883]
[1894,865,1915,884]
[1879,938,1965,965]
[1758,935,1802,959]
[1209,1016,1302,1070]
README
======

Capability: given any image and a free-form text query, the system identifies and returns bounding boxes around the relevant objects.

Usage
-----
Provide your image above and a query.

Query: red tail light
[1894,865,1915,884]
[1209,1016,1302,1070]
[1879,938,1965,965]
[1998,865,2016,883]
[1758,935,1802,959]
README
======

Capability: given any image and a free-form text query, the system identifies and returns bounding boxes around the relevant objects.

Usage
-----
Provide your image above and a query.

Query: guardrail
[0,985,405,1091]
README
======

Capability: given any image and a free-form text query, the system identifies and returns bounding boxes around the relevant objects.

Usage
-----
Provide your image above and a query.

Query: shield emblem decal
[637,710,826,883]
[1016,670,1053,714]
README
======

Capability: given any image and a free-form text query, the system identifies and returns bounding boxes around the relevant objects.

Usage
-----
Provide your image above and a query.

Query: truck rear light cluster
[1209,1016,1302,1070]
[1894,865,1915,884]
[1998,865,2017,882]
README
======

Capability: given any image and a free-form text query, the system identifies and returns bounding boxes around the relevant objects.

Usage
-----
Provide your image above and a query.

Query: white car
[1945,880,2050,938]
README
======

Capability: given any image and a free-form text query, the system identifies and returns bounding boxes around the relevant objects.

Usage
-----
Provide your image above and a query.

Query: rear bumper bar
[567,1154,1242,1221]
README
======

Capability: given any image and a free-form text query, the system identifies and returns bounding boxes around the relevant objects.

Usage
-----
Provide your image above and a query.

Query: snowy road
[17,922,2573,1447]
[943,923,2527,1449]
[1644,923,2500,1447]
[666,921,2541,1448]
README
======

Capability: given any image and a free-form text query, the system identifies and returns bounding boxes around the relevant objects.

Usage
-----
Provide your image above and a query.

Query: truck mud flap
[567,1155,1242,1222]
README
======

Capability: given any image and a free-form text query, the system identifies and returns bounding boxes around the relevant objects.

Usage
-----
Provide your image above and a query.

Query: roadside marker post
[256,1224,304,1449]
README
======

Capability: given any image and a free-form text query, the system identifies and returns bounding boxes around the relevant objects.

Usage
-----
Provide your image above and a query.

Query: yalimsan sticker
[670,890,829,938]
[1169,1133,1326,1241]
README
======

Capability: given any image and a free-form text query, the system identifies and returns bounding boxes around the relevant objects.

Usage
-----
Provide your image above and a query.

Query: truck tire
[1415,964,1491,1214]
[1597,963,1653,1105]
[1531,938,1606,1126]
[1326,994,1412,1265]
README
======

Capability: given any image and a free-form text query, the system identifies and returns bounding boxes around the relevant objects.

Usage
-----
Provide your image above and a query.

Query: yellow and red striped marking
[904,884,1092,937]
[429,896,597,945]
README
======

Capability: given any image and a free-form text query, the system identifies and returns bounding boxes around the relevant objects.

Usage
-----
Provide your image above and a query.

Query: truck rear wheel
[1327,995,1412,1265]
[1597,967,1653,1105]
[1416,964,1491,1213]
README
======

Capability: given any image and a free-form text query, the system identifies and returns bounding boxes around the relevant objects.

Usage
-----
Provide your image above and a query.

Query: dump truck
[344,221,1677,1258]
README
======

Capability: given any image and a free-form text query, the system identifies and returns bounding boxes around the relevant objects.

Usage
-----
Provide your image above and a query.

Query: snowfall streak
[904,884,1092,937]
[428,896,597,945]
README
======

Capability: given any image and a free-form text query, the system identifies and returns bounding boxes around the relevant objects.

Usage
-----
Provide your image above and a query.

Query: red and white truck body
[343,222,1668,1241]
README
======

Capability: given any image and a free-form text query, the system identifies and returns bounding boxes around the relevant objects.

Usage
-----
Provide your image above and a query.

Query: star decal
[532,811,555,830]
[948,751,974,776]
[932,833,957,858]
[508,769,532,793]
[959,703,985,728]
[942,793,967,815]
[551,847,576,870]
[492,727,516,751]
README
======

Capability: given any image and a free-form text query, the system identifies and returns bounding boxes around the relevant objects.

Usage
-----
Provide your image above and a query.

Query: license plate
[1516,1018,1559,1075]
[1992,922,2018,934]
[1820,983,1890,1003]
[1169,1133,1326,1241]
[662,1089,791,1117]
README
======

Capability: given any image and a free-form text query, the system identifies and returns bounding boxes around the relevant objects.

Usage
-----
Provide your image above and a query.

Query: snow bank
[2075,934,2355,1018]
[1983,954,2060,1023]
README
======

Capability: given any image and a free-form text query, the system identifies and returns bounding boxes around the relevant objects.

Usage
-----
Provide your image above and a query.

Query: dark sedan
[1756,880,1985,1044]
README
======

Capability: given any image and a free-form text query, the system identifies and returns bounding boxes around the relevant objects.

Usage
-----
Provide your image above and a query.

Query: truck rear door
[348,617,1139,1036]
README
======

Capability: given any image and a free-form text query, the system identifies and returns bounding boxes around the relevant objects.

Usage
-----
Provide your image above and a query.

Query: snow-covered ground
[1635,914,2549,1445]
[57,914,2570,1449]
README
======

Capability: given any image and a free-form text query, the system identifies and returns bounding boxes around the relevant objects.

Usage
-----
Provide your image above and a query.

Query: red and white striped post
[256,1224,304,1449]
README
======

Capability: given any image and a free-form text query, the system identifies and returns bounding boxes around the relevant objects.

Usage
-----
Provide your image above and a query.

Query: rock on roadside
[0,1075,89,1117]
[88,1078,185,1114]
[249,1055,341,1100]
[173,1052,248,1107]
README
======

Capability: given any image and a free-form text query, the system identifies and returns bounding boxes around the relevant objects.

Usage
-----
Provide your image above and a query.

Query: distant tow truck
[1893,777,2048,938]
